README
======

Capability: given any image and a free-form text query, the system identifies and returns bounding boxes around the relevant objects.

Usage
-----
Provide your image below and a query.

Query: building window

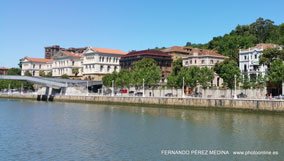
[100,65,103,71]
[244,64,247,72]
[255,55,257,59]
[244,56,247,60]
[190,60,192,64]
[201,60,205,64]
[217,77,220,87]
[185,61,188,65]
[194,60,197,64]
[107,66,111,72]
[114,66,117,72]
[210,60,214,64]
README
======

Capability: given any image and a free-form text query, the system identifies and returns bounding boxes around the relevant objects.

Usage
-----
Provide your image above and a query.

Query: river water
[0,99,283,161]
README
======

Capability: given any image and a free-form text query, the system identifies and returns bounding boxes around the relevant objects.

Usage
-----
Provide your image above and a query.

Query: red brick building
[120,49,172,82]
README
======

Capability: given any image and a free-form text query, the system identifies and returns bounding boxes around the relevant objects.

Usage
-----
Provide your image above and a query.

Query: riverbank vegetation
[0,68,34,91]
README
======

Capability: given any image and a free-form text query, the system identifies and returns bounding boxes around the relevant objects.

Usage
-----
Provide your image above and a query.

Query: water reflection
[111,105,284,144]
[0,99,283,160]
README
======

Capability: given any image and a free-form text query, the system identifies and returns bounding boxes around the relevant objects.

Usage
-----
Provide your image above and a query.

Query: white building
[182,48,228,87]
[20,57,53,76]
[82,47,127,80]
[52,50,83,77]
[239,43,280,79]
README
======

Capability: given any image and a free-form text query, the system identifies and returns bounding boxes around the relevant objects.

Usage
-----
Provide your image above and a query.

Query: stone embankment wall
[1,94,283,112]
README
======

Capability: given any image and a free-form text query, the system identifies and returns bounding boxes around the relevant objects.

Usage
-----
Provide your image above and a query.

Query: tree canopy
[102,58,161,88]
[131,58,161,86]
[186,18,284,62]
[214,59,240,89]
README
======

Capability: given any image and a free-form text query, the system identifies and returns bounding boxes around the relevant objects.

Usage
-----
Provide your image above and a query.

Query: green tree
[255,74,267,89]
[167,58,183,88]
[131,58,161,87]
[7,68,21,75]
[250,17,275,43]
[241,74,251,89]
[178,66,200,88]
[72,68,80,76]
[268,59,284,84]
[198,67,214,89]
[61,74,69,79]
[260,48,284,68]
[45,71,52,77]
[24,71,32,76]
[214,60,240,89]
[39,70,45,77]
[115,70,132,88]
[102,71,117,87]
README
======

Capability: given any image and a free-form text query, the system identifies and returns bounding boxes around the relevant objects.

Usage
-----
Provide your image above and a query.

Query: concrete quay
[0,93,284,112]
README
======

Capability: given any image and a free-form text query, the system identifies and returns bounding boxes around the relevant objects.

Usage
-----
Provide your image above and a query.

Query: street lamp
[234,75,237,99]
[86,81,89,96]
[182,77,185,98]
[112,80,114,96]
[142,78,145,97]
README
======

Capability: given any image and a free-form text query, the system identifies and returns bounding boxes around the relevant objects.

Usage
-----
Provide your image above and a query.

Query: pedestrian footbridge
[0,75,102,88]
[0,75,102,96]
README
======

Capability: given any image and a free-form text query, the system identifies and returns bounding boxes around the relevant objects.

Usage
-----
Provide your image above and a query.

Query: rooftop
[22,57,53,63]
[123,49,172,58]
[239,43,280,53]
[90,47,127,55]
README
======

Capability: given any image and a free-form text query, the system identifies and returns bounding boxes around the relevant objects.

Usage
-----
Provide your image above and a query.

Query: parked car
[237,92,247,98]
[135,92,143,96]
[129,91,135,96]
[120,89,128,94]
[165,93,173,97]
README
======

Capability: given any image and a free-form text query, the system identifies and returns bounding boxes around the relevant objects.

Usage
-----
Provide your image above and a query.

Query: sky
[0,0,284,67]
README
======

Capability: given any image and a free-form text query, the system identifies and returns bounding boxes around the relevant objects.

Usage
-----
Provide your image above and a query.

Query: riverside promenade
[0,93,284,112]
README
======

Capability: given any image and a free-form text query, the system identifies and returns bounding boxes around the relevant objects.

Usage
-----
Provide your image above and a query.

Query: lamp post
[234,75,237,99]
[182,77,185,98]
[21,83,23,95]
[8,83,10,95]
[142,78,145,97]
[112,80,114,96]
[86,81,89,96]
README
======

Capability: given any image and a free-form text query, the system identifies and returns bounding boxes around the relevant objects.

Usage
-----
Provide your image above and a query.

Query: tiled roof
[91,47,127,55]
[161,46,189,53]
[189,48,226,58]
[123,49,172,58]
[23,57,53,63]
[162,46,226,58]
[255,43,279,50]
[61,51,82,58]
